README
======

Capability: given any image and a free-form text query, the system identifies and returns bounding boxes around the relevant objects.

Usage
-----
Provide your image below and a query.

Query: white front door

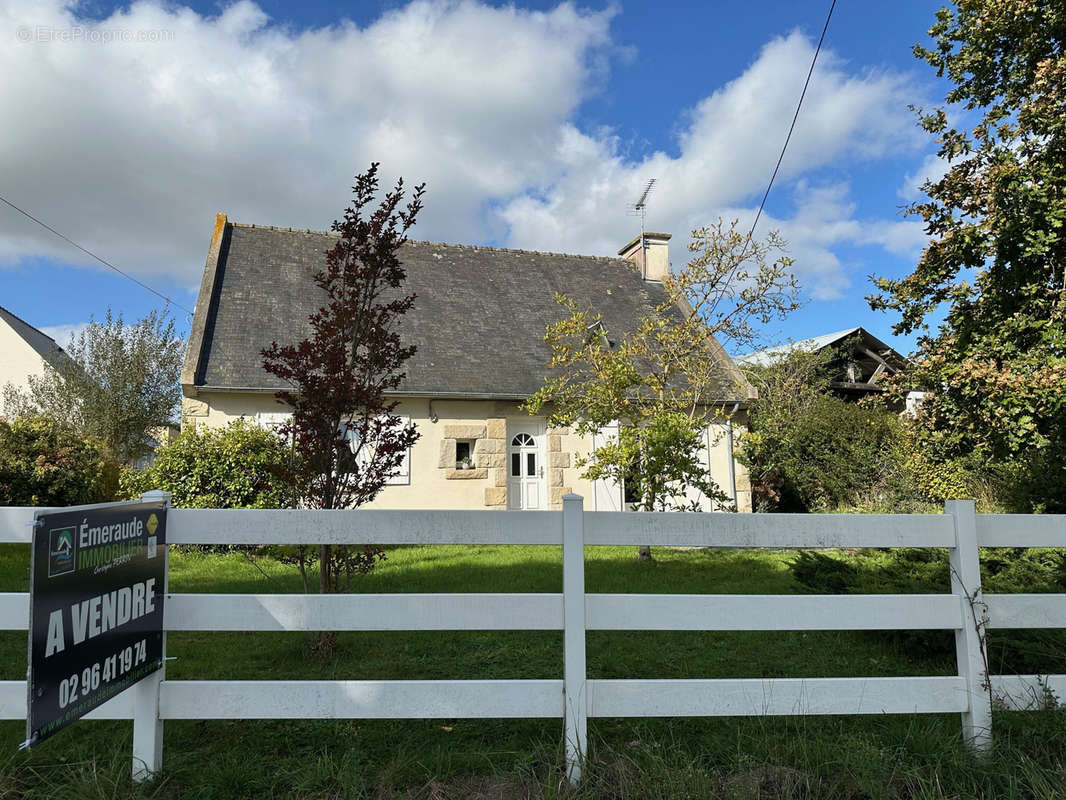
[508,426,545,510]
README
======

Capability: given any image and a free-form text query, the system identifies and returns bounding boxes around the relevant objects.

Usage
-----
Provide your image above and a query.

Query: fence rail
[1,494,1064,784]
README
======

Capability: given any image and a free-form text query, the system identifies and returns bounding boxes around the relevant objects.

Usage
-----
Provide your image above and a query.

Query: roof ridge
[228,222,331,235]
[412,240,630,264]
[225,220,630,264]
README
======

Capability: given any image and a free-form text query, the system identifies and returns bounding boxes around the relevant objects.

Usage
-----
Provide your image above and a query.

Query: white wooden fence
[0,492,1064,784]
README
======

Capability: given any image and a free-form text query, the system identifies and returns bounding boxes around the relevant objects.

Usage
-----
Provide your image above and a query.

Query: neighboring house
[181,214,756,512]
[737,326,914,404]
[0,305,69,409]
[1,308,179,463]
[134,424,182,470]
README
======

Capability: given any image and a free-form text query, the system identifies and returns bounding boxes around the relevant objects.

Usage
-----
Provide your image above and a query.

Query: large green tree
[526,220,798,558]
[870,1,1066,510]
[3,309,185,465]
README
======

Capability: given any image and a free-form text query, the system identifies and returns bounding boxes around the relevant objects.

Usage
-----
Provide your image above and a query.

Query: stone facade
[480,418,507,507]
[545,425,572,509]
[550,486,573,508]
[181,396,209,429]
[443,468,488,480]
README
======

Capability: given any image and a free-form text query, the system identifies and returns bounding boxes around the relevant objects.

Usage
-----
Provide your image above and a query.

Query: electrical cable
[747,0,838,241]
[0,194,195,317]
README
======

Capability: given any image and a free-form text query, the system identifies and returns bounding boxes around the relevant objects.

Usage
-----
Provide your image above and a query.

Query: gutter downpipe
[726,402,740,510]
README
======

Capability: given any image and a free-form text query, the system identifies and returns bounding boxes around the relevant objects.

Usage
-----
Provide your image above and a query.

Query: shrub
[119,419,290,509]
[788,546,1066,673]
[0,416,112,506]
[987,453,1066,514]
[741,393,901,512]
[738,347,920,512]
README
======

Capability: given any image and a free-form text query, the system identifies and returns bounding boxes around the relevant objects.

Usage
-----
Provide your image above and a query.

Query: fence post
[132,489,170,782]
[562,493,588,784]
[946,499,991,751]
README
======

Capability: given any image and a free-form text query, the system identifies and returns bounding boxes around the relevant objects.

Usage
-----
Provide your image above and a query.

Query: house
[181,214,756,512]
[0,305,69,409]
[737,327,912,404]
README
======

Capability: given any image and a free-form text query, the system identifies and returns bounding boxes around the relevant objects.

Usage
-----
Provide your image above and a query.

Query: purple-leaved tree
[262,163,424,601]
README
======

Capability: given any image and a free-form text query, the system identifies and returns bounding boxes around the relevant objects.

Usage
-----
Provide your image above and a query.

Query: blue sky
[0,0,950,355]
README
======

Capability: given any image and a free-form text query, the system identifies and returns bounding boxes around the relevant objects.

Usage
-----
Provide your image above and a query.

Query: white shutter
[591,423,623,512]
[338,417,410,486]
[386,415,411,485]
[295,414,410,485]
[681,424,715,511]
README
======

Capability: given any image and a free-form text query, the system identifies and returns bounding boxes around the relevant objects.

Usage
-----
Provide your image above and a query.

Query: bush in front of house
[119,418,290,509]
[0,416,113,506]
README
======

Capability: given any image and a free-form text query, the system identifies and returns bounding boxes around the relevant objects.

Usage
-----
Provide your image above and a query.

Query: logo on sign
[47,527,76,577]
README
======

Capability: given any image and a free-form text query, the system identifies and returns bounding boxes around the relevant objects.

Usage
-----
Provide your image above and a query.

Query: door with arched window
[507,426,544,510]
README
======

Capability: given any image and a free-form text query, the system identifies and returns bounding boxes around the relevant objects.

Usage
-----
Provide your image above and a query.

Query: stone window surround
[436,419,573,509]
[436,420,506,506]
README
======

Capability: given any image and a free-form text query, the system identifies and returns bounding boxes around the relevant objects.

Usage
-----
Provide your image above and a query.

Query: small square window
[455,440,474,468]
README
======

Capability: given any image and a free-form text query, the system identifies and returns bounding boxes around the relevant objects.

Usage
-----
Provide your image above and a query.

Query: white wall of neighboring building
[904,391,926,417]
[181,390,752,512]
[0,316,52,400]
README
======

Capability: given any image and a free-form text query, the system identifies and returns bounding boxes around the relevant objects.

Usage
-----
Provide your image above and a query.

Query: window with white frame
[339,415,411,486]
[256,411,291,432]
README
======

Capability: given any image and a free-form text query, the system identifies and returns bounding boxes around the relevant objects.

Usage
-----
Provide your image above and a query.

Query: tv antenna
[627,179,656,279]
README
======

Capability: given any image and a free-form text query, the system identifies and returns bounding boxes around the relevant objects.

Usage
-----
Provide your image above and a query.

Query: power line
[0,194,195,317]
[747,0,837,241]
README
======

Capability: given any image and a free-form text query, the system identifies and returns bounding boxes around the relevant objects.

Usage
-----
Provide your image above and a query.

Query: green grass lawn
[0,543,1063,799]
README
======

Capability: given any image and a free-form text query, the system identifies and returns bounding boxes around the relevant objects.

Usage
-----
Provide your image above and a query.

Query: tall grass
[0,544,1062,798]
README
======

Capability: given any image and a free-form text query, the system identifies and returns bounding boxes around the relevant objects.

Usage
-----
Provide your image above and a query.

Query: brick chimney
[618,232,671,282]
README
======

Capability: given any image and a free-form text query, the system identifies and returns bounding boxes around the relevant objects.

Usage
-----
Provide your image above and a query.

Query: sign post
[26,495,167,749]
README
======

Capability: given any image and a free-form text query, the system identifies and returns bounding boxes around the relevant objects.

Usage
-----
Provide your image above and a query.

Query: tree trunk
[314,543,336,655]
[638,488,655,562]
[319,544,331,593]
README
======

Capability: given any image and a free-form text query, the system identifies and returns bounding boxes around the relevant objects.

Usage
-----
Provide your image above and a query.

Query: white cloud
[39,321,89,347]
[497,30,925,299]
[860,217,927,257]
[898,152,949,201]
[0,2,927,305]
[0,0,614,276]
[711,182,927,301]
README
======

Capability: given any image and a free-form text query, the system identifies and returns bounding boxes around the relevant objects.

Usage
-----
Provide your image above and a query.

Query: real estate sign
[26,500,167,746]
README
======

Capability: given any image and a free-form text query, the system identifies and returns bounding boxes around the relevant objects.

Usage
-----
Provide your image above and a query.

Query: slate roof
[0,305,69,371]
[183,217,752,402]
